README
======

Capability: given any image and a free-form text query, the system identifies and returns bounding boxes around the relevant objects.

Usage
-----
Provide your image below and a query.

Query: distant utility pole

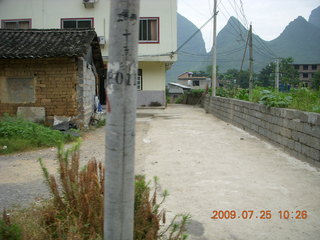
[248,24,253,100]
[104,0,140,239]
[275,57,280,91]
[211,0,218,96]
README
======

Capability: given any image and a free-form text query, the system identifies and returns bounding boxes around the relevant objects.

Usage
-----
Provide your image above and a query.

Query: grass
[4,143,190,240]
[0,115,78,155]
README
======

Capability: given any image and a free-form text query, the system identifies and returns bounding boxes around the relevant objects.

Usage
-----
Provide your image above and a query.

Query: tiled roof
[0,29,99,59]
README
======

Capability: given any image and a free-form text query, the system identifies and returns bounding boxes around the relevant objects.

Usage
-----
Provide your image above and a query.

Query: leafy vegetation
[258,90,292,108]
[312,70,320,90]
[0,210,21,240]
[215,87,320,113]
[8,143,190,240]
[0,115,77,154]
[256,57,299,87]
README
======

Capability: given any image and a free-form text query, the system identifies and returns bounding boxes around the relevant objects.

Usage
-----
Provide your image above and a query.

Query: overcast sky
[177,0,320,52]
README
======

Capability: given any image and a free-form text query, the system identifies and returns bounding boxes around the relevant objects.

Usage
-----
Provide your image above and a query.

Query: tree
[206,65,219,78]
[258,57,299,88]
[312,70,320,90]
[280,57,299,86]
[257,63,275,87]
[217,69,250,89]
[238,70,250,88]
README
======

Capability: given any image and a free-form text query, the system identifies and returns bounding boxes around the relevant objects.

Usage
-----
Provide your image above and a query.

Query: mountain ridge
[167,6,320,82]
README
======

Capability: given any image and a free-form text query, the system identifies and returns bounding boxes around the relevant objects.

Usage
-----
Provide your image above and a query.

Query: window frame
[302,73,309,79]
[311,65,317,70]
[139,17,160,44]
[137,69,143,91]
[1,18,32,29]
[60,18,94,29]
[193,80,200,86]
[303,65,309,70]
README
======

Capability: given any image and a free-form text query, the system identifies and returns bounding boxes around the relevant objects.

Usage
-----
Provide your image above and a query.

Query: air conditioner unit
[98,36,106,45]
[83,0,97,8]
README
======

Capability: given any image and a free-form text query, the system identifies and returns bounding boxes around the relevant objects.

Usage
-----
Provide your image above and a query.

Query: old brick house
[0,29,104,128]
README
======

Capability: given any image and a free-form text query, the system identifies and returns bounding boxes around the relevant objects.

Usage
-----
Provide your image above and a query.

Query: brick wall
[204,96,320,164]
[0,57,78,124]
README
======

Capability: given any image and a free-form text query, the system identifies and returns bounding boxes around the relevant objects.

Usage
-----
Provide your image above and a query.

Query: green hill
[166,13,207,83]
[309,6,320,28]
[269,16,320,64]
[167,6,320,82]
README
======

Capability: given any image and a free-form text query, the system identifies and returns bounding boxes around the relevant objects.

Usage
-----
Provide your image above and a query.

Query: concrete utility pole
[211,0,218,96]
[275,57,280,91]
[104,0,140,239]
[248,24,253,100]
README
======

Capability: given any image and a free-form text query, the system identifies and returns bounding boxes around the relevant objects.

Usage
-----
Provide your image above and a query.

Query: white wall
[139,61,166,91]
[0,0,177,62]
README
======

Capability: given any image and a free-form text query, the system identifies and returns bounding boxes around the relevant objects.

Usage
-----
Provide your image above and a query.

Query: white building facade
[0,0,177,107]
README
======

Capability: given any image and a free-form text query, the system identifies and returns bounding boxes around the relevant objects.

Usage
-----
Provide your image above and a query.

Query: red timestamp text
[211,210,308,220]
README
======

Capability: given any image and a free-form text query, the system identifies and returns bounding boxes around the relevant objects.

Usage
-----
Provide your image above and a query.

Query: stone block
[285,138,295,150]
[301,144,320,162]
[283,109,297,119]
[279,127,292,138]
[17,106,45,123]
[307,112,320,125]
[303,124,320,138]
[294,142,302,152]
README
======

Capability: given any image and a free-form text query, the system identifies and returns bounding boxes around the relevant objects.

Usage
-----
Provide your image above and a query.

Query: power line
[219,1,247,41]
[179,46,244,57]
[217,7,246,40]
[173,12,217,54]
[252,33,277,57]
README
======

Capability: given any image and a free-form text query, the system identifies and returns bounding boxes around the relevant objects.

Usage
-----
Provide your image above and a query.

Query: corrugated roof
[168,82,191,89]
[0,29,99,59]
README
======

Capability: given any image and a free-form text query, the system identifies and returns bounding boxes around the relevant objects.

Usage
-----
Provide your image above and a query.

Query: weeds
[10,143,189,240]
[0,210,21,240]
[289,88,320,113]
[0,115,77,154]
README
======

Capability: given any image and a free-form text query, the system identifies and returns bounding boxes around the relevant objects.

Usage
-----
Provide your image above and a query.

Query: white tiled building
[0,0,177,107]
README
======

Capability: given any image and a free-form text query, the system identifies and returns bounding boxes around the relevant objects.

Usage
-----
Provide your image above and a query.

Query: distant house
[292,63,320,87]
[167,82,191,102]
[0,29,104,128]
[177,72,211,89]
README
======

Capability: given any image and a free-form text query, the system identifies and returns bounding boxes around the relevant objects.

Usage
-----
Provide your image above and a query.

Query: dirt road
[1,104,320,240]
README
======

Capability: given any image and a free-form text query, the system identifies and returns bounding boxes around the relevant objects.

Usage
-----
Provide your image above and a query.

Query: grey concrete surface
[136,104,320,240]
[1,104,320,240]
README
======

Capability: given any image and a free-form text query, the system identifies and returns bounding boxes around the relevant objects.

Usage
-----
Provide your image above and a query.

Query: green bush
[216,88,230,98]
[289,88,320,113]
[0,212,21,240]
[258,90,292,108]
[175,95,185,104]
[0,115,77,154]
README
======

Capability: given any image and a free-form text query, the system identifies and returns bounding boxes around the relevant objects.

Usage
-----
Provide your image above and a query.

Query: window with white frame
[61,18,93,29]
[1,19,31,29]
[139,18,159,42]
[137,69,142,90]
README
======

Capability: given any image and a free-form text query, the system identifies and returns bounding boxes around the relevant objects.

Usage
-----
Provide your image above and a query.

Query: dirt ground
[1,104,320,240]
